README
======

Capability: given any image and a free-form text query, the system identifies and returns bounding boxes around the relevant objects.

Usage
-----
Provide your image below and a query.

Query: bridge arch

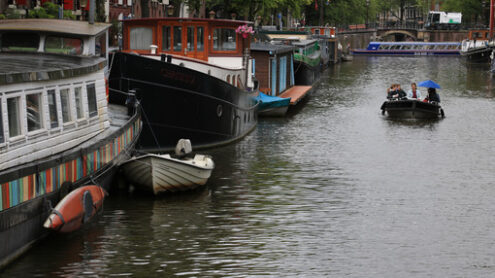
[379,30,417,41]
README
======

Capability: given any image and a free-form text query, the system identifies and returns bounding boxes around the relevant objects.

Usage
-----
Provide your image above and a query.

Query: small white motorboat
[121,139,215,194]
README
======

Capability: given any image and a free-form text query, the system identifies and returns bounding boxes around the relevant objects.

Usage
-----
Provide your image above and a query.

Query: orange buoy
[43,185,106,233]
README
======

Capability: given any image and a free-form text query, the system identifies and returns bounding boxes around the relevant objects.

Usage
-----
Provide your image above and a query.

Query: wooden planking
[279,85,312,105]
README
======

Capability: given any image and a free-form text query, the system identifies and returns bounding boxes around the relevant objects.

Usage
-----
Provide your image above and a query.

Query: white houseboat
[0,19,141,268]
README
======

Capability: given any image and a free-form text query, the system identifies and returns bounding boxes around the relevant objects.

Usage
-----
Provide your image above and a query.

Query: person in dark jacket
[425,88,440,103]
[387,84,407,99]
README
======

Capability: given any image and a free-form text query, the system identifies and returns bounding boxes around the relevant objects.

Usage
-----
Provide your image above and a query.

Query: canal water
[3,57,495,277]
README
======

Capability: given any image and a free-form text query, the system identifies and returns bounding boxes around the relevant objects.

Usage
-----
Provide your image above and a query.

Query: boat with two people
[109,17,258,152]
[0,19,142,269]
[381,80,445,119]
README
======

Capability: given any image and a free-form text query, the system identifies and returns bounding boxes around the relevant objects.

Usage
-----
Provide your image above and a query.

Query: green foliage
[0,14,5,19]
[27,2,75,19]
[442,0,484,25]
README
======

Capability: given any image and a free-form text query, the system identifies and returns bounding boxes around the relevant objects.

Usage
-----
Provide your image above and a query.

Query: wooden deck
[279,85,312,105]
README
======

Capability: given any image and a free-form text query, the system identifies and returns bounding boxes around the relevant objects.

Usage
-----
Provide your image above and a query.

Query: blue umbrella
[418,80,441,89]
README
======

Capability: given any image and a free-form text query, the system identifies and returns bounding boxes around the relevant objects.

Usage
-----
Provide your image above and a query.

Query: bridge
[338,25,468,42]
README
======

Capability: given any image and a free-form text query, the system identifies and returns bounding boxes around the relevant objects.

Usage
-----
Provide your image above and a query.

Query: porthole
[216,104,223,117]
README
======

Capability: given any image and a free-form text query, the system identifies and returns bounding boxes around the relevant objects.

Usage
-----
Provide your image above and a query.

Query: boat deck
[279,85,312,105]
[0,53,106,85]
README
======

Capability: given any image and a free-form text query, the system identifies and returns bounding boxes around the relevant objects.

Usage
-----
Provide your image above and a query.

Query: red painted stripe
[83,155,87,176]
[28,175,34,199]
[2,183,9,210]
[65,162,71,181]
[46,170,52,193]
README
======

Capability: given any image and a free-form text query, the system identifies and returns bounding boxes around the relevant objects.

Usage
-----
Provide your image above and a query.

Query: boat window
[173,26,182,51]
[162,26,171,51]
[7,97,21,138]
[95,33,107,58]
[45,36,83,55]
[87,83,98,117]
[47,90,58,128]
[197,27,204,51]
[187,26,194,51]
[0,99,3,143]
[26,93,43,132]
[212,28,236,51]
[75,87,84,119]
[130,27,153,50]
[1,32,39,52]
[60,88,72,123]
[226,75,230,83]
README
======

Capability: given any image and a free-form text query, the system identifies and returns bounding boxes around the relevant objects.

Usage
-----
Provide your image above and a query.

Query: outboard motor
[175,139,192,158]
[126,89,137,116]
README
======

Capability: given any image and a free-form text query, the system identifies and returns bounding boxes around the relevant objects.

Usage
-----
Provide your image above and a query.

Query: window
[26,93,42,132]
[95,33,107,58]
[162,26,171,51]
[173,26,182,51]
[47,90,58,128]
[75,87,84,119]
[187,26,194,51]
[1,32,39,52]
[197,27,204,51]
[87,83,98,117]
[45,36,83,55]
[7,97,21,138]
[0,99,3,143]
[213,29,236,51]
[60,88,72,123]
[130,27,153,50]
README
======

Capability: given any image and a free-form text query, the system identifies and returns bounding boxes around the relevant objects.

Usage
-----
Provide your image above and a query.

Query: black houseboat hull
[0,105,141,269]
[381,100,444,119]
[461,47,493,63]
[294,60,320,86]
[109,52,258,152]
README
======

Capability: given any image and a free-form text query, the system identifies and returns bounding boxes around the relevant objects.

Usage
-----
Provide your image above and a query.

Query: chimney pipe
[89,0,95,24]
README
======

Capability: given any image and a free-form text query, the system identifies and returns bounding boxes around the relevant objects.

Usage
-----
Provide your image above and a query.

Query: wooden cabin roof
[0,19,110,36]
[250,42,295,54]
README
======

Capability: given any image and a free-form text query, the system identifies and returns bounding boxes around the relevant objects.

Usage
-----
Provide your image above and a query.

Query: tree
[442,0,485,26]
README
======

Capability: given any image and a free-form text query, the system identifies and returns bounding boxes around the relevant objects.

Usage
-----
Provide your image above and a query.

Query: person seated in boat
[407,82,422,100]
[424,88,440,103]
[387,84,406,100]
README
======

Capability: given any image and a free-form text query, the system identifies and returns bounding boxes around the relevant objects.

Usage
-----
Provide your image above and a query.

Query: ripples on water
[4,57,495,277]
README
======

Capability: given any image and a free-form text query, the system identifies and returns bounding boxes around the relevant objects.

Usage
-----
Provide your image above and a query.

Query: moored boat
[381,99,445,119]
[109,17,258,152]
[120,139,214,195]
[0,19,142,269]
[460,30,495,63]
[352,41,461,56]
[254,93,291,117]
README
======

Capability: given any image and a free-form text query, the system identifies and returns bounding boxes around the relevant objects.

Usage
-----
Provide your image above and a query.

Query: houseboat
[258,30,322,85]
[251,42,312,116]
[460,30,495,63]
[0,19,141,268]
[109,18,258,152]
[351,41,461,56]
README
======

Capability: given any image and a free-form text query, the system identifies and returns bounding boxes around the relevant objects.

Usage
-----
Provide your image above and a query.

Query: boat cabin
[122,18,251,62]
[121,18,255,90]
[0,19,111,170]
[250,43,295,97]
